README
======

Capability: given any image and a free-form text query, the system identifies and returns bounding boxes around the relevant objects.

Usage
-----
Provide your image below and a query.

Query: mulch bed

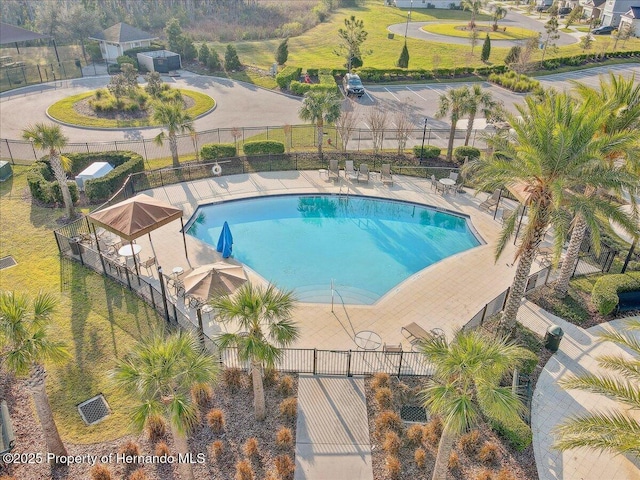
[0,369,297,480]
[365,375,540,480]
[72,95,195,123]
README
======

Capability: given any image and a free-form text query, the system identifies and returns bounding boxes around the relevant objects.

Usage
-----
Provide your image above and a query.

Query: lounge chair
[401,322,433,344]
[357,163,369,183]
[328,159,339,182]
[344,160,357,181]
[479,189,501,211]
[380,164,393,186]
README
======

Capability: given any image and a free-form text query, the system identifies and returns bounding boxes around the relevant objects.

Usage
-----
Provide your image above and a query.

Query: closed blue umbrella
[216,221,233,258]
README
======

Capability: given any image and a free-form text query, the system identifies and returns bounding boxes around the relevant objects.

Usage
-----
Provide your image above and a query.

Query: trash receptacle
[544,325,564,352]
[69,237,82,255]
[388,33,395,39]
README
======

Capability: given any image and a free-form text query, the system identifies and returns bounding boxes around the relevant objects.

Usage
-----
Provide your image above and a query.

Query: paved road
[0,64,638,145]
[388,9,578,46]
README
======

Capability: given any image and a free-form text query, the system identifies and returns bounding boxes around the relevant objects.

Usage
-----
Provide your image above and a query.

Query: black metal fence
[0,59,84,93]
[1,123,487,165]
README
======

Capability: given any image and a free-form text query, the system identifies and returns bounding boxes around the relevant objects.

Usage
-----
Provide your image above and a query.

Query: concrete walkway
[517,301,640,480]
[295,375,373,480]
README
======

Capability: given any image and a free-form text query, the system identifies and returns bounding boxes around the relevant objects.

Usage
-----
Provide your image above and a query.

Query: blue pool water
[187,195,481,304]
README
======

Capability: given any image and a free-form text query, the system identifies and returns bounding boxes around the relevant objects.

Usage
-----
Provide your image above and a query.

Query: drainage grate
[77,394,111,425]
[0,256,17,271]
[400,405,428,423]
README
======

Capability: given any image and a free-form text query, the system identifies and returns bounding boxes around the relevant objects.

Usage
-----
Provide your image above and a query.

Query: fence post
[397,351,403,377]
[480,303,488,326]
[346,350,352,377]
[313,349,317,375]
[5,139,14,164]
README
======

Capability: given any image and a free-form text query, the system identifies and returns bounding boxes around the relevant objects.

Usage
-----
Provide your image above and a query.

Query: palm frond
[560,373,640,409]
[597,355,640,382]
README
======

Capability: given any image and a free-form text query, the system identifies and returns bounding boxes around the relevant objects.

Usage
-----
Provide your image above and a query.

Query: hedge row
[81,152,144,201]
[276,66,302,89]
[453,146,481,164]
[540,50,640,71]
[488,71,542,93]
[27,161,79,206]
[413,145,442,160]
[201,143,237,160]
[243,141,285,155]
[349,65,508,83]
[289,73,338,95]
[489,415,533,452]
[592,272,640,315]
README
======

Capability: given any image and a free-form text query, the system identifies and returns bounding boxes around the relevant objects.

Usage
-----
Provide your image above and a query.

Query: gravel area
[365,374,540,480]
[0,369,297,480]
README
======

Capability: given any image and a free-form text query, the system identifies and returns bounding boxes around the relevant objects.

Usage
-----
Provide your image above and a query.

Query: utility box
[137,50,181,73]
[0,400,16,454]
[544,325,564,353]
[0,161,12,182]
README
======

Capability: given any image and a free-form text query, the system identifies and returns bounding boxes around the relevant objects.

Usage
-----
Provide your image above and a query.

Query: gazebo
[88,194,187,275]
[0,22,59,62]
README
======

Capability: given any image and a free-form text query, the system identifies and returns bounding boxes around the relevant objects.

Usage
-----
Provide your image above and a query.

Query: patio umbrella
[216,221,233,259]
[183,261,246,303]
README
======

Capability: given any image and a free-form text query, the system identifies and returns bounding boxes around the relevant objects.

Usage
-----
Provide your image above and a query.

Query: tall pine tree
[224,45,241,71]
[275,38,289,65]
[481,34,491,62]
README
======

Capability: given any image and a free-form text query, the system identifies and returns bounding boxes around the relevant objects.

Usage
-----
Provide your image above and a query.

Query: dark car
[591,25,616,35]
[558,7,572,15]
[343,73,365,98]
[535,5,550,11]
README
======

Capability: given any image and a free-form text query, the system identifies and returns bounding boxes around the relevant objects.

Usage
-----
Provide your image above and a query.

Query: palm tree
[463,85,499,146]
[554,318,640,456]
[152,100,195,168]
[298,91,342,156]
[436,86,470,162]
[491,5,507,31]
[554,75,640,298]
[462,0,484,29]
[211,282,298,420]
[421,329,530,480]
[464,92,636,333]
[111,330,218,480]
[0,291,70,457]
[22,123,75,219]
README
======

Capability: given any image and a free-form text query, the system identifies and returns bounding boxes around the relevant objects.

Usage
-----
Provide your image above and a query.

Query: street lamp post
[404,0,413,39]
[420,118,428,162]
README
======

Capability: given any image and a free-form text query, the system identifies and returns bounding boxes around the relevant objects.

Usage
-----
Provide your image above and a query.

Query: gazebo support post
[157,266,171,324]
[181,218,189,261]
[196,307,206,349]
[130,240,140,276]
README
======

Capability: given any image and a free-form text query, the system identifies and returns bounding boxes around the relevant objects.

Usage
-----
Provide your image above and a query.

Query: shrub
[475,468,493,480]
[488,414,532,451]
[207,408,225,432]
[223,367,244,392]
[520,349,539,375]
[591,272,640,315]
[276,426,294,448]
[224,44,242,71]
[243,437,260,458]
[264,367,279,387]
[280,397,297,418]
[405,424,424,446]
[243,141,285,156]
[413,145,442,160]
[382,431,401,455]
[489,71,541,93]
[278,375,294,395]
[146,415,166,441]
[27,161,80,206]
[453,146,481,163]
[459,429,481,455]
[191,382,213,406]
[276,66,302,89]
[211,440,224,458]
[422,416,443,445]
[371,372,390,389]
[375,387,393,410]
[119,440,140,457]
[129,470,148,480]
[495,467,517,480]
[235,459,254,480]
[155,441,171,456]
[414,447,427,468]
[448,451,460,470]
[201,143,237,160]
[90,465,112,480]
[274,455,295,480]
[385,455,401,479]
[478,442,500,464]
[375,410,402,437]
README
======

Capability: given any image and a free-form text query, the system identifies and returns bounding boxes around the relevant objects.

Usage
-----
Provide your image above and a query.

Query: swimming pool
[187,195,481,304]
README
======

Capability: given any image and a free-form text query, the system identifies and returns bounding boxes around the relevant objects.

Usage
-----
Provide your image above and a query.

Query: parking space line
[406,86,429,102]
[384,87,401,101]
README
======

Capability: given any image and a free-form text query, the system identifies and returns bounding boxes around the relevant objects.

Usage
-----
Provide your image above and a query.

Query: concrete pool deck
[128,169,538,350]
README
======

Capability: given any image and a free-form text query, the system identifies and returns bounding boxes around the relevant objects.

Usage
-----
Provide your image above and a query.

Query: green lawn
[0,167,166,443]
[48,89,215,128]
[421,23,537,40]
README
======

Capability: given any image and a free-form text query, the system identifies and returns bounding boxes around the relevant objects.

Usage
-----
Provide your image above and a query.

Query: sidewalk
[295,375,373,480]
[517,301,640,480]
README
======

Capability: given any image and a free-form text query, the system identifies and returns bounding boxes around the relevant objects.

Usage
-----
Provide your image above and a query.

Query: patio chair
[448,171,459,182]
[401,322,434,345]
[344,160,357,182]
[383,343,402,353]
[141,256,156,275]
[357,163,369,183]
[501,208,515,225]
[430,174,438,191]
[479,189,501,211]
[328,159,340,182]
[380,164,393,186]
